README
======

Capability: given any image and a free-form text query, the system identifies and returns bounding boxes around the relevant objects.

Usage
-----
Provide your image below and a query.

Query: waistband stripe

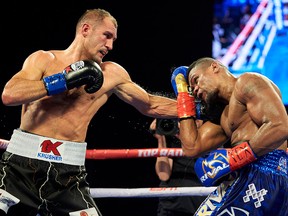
[7,130,86,166]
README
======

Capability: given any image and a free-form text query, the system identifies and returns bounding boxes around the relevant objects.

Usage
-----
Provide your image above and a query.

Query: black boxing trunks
[0,129,101,216]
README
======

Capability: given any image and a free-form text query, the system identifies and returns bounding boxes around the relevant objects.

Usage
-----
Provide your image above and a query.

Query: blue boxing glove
[43,60,103,95]
[195,141,257,187]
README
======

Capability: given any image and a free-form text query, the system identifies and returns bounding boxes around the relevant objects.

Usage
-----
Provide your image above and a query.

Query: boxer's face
[189,63,218,106]
[82,17,118,64]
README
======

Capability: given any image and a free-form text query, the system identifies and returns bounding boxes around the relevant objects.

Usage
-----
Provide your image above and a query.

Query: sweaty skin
[2,16,177,142]
[179,58,287,157]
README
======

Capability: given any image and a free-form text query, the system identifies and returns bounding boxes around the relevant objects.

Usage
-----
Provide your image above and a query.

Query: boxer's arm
[180,119,228,157]
[116,82,177,118]
[235,74,288,156]
[104,61,177,118]
[2,51,104,106]
[2,50,53,106]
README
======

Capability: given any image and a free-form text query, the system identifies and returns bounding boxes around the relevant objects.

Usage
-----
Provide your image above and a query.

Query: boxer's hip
[7,129,87,166]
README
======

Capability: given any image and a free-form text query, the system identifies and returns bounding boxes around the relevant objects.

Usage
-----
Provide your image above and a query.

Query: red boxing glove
[171,66,196,119]
[228,141,257,171]
[175,73,196,119]
[177,91,196,119]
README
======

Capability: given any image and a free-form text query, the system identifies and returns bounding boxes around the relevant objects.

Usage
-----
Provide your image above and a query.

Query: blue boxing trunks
[195,149,288,216]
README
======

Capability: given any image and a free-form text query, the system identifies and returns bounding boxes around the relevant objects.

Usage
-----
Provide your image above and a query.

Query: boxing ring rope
[0,138,185,158]
[86,148,184,159]
[90,187,216,198]
[1,138,288,158]
[1,137,287,198]
[85,147,216,197]
[0,137,217,198]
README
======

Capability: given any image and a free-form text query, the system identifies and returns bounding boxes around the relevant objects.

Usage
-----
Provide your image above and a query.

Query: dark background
[1,1,285,216]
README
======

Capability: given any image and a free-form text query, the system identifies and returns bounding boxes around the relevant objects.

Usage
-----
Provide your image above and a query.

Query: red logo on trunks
[40,140,62,156]
[80,211,88,216]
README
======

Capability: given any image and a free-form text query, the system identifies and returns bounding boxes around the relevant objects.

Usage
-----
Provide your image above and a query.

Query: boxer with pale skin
[0,9,177,216]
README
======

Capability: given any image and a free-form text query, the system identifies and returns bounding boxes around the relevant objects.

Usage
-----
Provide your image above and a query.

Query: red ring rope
[1,138,287,159]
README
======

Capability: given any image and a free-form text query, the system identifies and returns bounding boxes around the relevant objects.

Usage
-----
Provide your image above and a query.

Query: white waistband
[7,129,87,166]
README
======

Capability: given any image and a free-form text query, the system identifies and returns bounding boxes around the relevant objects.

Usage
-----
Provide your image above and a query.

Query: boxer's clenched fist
[43,60,103,95]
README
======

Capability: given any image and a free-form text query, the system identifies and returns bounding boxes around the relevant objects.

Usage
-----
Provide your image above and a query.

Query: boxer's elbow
[2,89,18,106]
[276,121,288,141]
[180,138,202,158]
[2,90,12,106]
[182,147,202,158]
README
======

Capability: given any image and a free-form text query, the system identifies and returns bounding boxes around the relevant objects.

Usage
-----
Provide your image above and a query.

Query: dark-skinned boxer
[171,58,288,216]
